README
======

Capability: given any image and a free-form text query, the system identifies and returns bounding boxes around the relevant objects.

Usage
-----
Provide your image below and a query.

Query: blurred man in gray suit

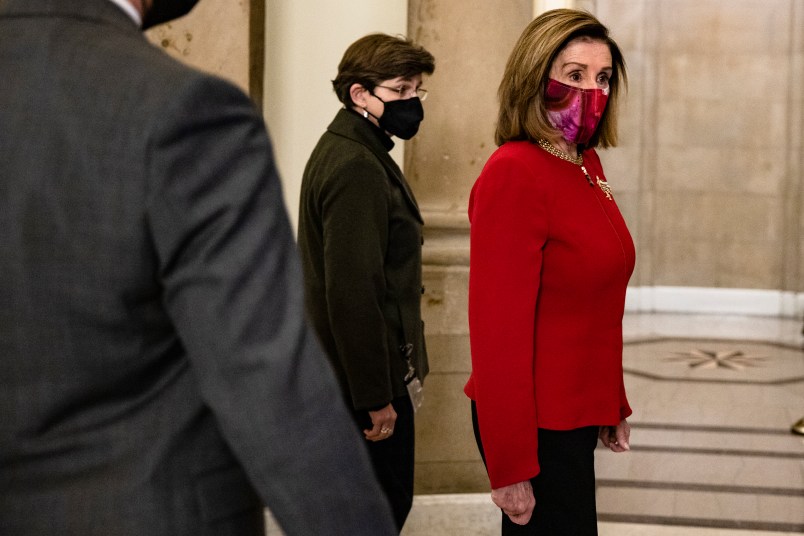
[0,1,396,534]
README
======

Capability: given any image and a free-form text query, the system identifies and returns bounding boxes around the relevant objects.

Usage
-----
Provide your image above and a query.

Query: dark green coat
[298,109,429,411]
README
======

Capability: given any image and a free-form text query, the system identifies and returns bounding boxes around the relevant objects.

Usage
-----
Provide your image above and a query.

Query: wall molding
[626,286,804,318]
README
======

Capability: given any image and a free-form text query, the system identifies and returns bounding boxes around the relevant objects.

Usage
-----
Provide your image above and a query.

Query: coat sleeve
[145,74,395,536]
[468,150,548,489]
[318,156,394,410]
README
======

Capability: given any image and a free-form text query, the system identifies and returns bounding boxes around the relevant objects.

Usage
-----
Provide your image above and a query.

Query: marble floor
[266,312,804,534]
[400,313,804,535]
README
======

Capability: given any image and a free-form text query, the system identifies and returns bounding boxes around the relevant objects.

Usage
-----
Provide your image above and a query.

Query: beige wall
[263,1,409,231]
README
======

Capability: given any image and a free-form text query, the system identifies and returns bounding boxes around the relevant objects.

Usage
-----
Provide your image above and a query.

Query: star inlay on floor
[662,348,770,370]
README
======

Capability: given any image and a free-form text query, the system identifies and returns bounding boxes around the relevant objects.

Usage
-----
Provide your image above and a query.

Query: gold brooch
[596,177,613,200]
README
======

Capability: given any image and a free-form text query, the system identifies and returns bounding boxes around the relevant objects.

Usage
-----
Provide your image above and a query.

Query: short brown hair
[332,33,435,108]
[495,9,627,149]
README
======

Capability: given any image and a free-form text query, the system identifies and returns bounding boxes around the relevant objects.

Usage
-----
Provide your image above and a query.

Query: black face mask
[369,92,424,140]
[142,0,200,30]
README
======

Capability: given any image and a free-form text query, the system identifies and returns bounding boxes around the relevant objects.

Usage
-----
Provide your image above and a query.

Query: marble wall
[145,0,263,105]
[582,0,804,293]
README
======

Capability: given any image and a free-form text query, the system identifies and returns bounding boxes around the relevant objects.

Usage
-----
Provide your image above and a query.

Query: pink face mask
[544,78,609,145]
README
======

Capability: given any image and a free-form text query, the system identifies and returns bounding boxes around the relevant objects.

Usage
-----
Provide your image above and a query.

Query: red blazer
[465,141,635,489]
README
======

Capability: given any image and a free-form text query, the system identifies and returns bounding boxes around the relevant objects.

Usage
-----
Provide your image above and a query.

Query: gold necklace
[537,138,594,187]
[537,138,583,165]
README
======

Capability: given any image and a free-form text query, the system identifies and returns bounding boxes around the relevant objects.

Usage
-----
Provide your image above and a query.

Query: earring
[362,108,368,119]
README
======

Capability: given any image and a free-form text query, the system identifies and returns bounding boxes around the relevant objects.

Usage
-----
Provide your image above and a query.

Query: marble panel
[631,192,656,286]
[714,240,783,289]
[598,146,641,193]
[421,266,469,335]
[414,460,488,495]
[406,0,532,211]
[653,239,717,287]
[656,147,786,196]
[425,334,471,373]
[798,234,804,288]
[612,190,640,242]
[709,195,780,243]
[592,0,647,52]
[414,372,477,463]
[653,192,718,240]
[656,98,787,149]
[656,0,791,54]
[660,54,788,102]
[145,0,252,95]
[615,105,645,152]
[653,192,779,244]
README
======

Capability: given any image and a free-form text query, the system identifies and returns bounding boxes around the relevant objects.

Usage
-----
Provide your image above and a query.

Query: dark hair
[332,33,435,108]
[496,9,627,148]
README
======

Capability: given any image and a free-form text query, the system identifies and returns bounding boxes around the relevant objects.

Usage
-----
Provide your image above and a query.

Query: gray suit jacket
[0,1,395,535]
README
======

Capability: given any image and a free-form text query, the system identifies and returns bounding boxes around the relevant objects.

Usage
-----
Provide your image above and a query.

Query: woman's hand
[363,403,397,442]
[491,480,535,525]
[599,419,631,452]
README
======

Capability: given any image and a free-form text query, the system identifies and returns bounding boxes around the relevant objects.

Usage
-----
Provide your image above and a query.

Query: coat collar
[1,0,141,33]
[327,108,423,223]
[328,108,395,154]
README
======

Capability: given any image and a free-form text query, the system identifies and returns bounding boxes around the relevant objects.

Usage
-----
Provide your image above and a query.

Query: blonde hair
[495,9,627,148]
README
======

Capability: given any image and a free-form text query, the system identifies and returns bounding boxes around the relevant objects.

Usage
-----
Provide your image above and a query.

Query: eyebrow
[561,61,613,72]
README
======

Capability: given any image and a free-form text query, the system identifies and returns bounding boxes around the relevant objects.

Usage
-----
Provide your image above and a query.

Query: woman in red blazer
[466,9,634,535]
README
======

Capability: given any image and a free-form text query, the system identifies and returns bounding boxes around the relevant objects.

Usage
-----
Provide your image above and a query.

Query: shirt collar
[107,0,142,27]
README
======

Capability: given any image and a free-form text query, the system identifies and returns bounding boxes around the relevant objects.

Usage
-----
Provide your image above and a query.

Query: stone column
[407,0,534,493]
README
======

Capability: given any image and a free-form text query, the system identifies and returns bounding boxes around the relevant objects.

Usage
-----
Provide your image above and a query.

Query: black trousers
[472,402,599,536]
[353,395,414,533]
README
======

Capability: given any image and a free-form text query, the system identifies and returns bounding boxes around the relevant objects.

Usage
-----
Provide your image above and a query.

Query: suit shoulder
[95,32,254,118]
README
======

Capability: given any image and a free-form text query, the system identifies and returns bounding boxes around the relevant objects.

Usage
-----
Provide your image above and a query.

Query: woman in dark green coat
[297,33,434,531]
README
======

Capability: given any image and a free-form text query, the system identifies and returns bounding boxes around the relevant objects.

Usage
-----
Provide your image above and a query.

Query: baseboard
[625,287,803,318]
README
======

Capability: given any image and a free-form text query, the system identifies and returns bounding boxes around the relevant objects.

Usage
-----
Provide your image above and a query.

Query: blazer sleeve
[468,150,548,489]
[144,75,395,535]
[319,157,393,410]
